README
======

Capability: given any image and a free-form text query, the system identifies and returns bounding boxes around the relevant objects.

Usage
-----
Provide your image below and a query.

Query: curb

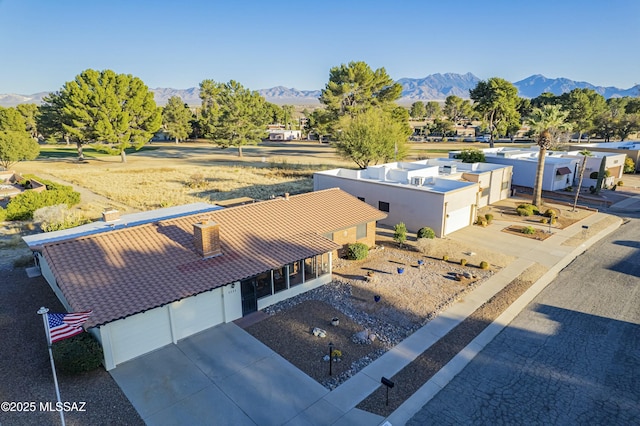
[384,215,624,426]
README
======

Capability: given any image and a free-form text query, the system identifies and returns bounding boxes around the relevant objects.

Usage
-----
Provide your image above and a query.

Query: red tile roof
[40,189,386,327]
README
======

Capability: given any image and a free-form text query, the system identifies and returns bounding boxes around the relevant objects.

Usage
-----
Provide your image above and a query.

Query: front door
[241,279,257,316]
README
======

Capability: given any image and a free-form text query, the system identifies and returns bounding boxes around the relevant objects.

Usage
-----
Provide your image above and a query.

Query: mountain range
[1,74,638,107]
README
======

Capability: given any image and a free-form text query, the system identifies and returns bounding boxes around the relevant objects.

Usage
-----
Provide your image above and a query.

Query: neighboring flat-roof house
[24,189,385,370]
[314,160,512,237]
[569,141,640,172]
[268,129,302,141]
[453,147,626,191]
[452,147,580,191]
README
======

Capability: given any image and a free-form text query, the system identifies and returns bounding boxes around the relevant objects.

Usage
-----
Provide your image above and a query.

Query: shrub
[33,205,91,232]
[186,173,207,189]
[416,237,435,255]
[564,186,573,192]
[0,207,5,222]
[13,254,34,268]
[442,255,449,261]
[544,208,558,218]
[522,226,536,235]
[484,213,493,223]
[516,203,539,217]
[460,258,467,266]
[540,218,548,224]
[417,226,435,239]
[52,333,103,374]
[475,217,487,226]
[346,243,369,260]
[393,222,407,247]
[617,181,624,186]
[479,261,489,270]
[623,157,635,173]
[5,179,80,221]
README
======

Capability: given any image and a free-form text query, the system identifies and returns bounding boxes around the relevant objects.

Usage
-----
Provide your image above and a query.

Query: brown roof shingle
[41,189,386,327]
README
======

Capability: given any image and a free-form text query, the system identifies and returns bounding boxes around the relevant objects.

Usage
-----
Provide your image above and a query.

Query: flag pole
[38,307,66,426]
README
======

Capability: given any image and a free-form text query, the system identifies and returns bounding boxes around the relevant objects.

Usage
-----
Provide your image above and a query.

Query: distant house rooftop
[23,202,223,249]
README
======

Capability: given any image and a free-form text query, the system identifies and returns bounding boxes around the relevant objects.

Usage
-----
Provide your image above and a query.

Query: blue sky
[1,0,638,94]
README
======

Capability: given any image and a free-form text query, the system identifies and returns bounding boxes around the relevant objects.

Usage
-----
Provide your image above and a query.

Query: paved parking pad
[111,322,329,425]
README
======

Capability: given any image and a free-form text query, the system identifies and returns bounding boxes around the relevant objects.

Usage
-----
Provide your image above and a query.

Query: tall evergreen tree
[41,69,161,162]
[162,96,192,143]
[319,61,402,124]
[470,78,521,148]
[198,80,269,157]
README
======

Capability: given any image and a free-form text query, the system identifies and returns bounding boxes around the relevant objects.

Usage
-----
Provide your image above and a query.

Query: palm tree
[572,150,592,211]
[527,105,570,207]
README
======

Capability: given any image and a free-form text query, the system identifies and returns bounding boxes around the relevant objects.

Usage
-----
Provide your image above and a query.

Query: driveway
[110,323,329,425]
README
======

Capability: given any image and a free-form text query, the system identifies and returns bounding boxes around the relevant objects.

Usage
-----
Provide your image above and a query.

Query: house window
[289,261,303,287]
[379,201,390,212]
[304,256,318,280]
[273,267,287,293]
[481,187,490,197]
[255,271,272,299]
[357,197,365,202]
[501,181,509,190]
[356,223,367,239]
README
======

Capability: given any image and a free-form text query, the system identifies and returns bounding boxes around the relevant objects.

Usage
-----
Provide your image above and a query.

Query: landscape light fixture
[381,376,395,406]
[328,342,334,376]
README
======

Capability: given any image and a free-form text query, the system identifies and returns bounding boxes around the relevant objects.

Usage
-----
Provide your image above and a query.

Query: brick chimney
[102,210,120,222]
[193,221,222,258]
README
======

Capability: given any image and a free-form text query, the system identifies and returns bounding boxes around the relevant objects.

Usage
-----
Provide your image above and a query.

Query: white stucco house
[313,159,512,237]
[268,129,302,141]
[23,191,385,370]
[570,141,640,173]
[451,148,580,191]
[453,147,626,191]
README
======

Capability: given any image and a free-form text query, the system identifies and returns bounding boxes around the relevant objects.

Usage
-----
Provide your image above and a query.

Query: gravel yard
[246,246,496,390]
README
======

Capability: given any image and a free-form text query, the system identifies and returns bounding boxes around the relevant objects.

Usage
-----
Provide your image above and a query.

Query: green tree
[409,101,426,119]
[470,78,521,148]
[0,130,40,169]
[319,61,402,124]
[454,148,486,163]
[444,96,473,123]
[393,222,407,248]
[431,118,455,139]
[594,98,627,141]
[563,88,606,141]
[16,104,39,138]
[572,150,592,211]
[38,91,72,145]
[199,79,269,157]
[0,107,27,132]
[45,69,161,162]
[530,92,560,109]
[527,105,570,207]
[281,104,296,129]
[162,96,193,143]
[424,101,442,119]
[333,108,409,169]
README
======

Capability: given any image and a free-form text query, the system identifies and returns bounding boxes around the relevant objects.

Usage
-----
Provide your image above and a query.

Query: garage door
[109,307,172,366]
[445,206,472,235]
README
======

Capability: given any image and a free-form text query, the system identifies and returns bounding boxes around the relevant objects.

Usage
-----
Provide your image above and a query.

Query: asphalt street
[408,217,640,425]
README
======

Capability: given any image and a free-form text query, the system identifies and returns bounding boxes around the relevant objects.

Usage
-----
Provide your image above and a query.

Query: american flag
[47,311,92,343]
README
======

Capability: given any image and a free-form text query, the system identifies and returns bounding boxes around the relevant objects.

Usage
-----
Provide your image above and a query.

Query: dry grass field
[12,139,533,218]
[15,141,354,215]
